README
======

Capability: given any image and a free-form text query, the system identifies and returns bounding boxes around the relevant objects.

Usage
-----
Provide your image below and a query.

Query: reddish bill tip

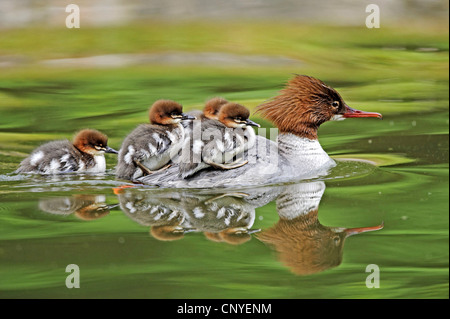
[345,221,384,237]
[343,105,383,119]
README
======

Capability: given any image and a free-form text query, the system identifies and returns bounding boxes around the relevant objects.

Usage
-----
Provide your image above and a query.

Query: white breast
[86,155,106,173]
[277,134,335,170]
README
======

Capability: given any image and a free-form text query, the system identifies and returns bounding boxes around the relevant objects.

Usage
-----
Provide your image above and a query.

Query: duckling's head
[217,102,260,128]
[150,225,192,241]
[149,99,195,125]
[219,227,260,245]
[203,97,229,120]
[73,129,118,155]
[257,75,382,139]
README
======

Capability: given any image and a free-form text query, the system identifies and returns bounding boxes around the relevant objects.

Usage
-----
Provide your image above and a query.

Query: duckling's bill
[104,146,119,154]
[245,118,260,127]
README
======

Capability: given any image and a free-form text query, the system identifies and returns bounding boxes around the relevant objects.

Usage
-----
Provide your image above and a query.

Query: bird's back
[116,123,182,180]
[139,135,284,188]
[16,140,86,174]
[178,117,248,179]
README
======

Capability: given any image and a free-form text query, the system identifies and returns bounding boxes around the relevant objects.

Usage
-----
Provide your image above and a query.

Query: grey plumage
[178,117,255,179]
[115,123,184,180]
[15,140,96,174]
[137,134,336,188]
[179,119,224,178]
[138,135,279,187]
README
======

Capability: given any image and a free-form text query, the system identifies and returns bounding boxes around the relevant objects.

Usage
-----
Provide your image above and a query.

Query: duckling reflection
[114,187,272,243]
[113,182,383,275]
[38,194,117,220]
[257,182,383,275]
[115,188,191,241]
[184,192,262,245]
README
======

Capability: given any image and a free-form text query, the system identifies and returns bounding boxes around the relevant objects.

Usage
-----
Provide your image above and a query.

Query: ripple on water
[323,158,378,181]
[0,153,412,195]
[0,171,132,195]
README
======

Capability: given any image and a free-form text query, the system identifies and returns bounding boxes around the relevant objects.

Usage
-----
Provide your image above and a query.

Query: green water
[0,23,448,299]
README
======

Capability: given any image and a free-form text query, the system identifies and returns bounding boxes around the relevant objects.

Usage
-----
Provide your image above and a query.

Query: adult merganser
[115,99,195,180]
[138,75,382,188]
[178,102,260,178]
[15,129,118,174]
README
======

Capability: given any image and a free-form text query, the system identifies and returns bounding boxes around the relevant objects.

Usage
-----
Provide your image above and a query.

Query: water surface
[0,23,448,299]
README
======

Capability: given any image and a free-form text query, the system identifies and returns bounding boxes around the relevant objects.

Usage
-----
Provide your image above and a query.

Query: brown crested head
[218,102,260,128]
[149,99,184,125]
[73,129,117,155]
[203,97,229,120]
[256,75,382,139]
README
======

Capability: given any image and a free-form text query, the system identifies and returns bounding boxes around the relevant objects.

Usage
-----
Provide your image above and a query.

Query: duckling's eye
[331,101,340,108]
[234,117,242,121]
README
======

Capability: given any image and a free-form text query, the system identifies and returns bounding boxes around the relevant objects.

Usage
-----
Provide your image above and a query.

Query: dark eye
[333,236,341,245]
[234,117,242,121]
[331,101,340,108]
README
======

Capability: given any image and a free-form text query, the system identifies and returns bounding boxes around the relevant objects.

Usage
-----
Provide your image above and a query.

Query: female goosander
[138,75,382,188]
[178,102,260,178]
[115,99,195,180]
[16,129,118,174]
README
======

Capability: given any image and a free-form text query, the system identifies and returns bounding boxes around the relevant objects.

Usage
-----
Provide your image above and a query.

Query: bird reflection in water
[38,194,117,220]
[114,186,261,244]
[255,183,383,275]
[114,182,383,274]
[37,182,383,275]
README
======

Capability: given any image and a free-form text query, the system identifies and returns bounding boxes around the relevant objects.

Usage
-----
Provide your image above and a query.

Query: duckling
[188,97,229,121]
[16,129,117,174]
[115,99,195,180]
[179,97,229,169]
[178,102,260,179]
